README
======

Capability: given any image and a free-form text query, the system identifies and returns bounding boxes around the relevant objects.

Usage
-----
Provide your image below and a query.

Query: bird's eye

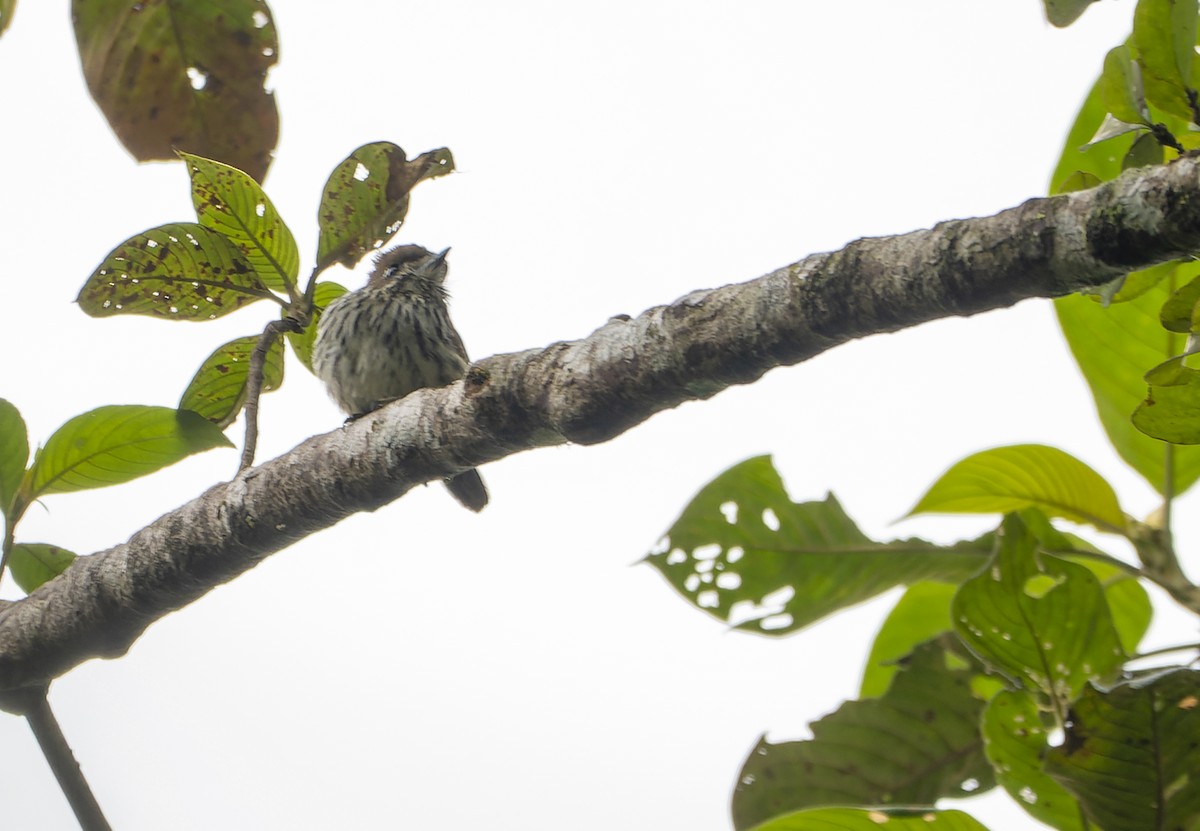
[383,266,399,279]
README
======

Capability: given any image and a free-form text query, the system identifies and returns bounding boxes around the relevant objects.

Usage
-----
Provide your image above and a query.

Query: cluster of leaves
[646,2,1200,829]
[0,401,230,592]
[1052,0,1200,450]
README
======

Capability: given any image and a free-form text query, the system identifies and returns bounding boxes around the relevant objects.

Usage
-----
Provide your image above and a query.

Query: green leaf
[1046,669,1200,831]
[746,808,992,831]
[0,0,15,37]
[27,406,232,498]
[1123,130,1166,169]
[859,582,959,699]
[644,456,988,636]
[952,515,1126,706]
[1044,0,1098,27]
[1020,510,1153,655]
[1057,281,1200,494]
[981,690,1088,831]
[1160,267,1200,331]
[1051,79,1134,194]
[1102,45,1151,126]
[8,543,76,594]
[71,0,278,182]
[287,281,348,373]
[732,638,994,831]
[0,399,28,518]
[1134,0,1199,122]
[316,143,455,270]
[78,222,275,321]
[179,335,285,429]
[181,152,299,294]
[1133,356,1200,443]
[1107,258,1185,305]
[909,444,1126,534]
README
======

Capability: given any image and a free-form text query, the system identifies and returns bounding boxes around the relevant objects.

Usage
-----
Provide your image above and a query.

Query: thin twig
[20,689,112,831]
[239,318,302,471]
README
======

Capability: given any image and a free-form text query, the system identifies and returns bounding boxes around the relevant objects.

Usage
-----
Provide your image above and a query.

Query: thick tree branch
[4,158,1200,692]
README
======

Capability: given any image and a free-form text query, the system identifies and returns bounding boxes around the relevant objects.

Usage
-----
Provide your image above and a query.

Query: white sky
[1,2,1193,829]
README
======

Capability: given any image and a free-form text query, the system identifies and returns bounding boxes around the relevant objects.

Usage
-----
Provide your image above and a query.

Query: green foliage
[1134,358,1200,443]
[909,444,1127,534]
[77,222,276,321]
[316,142,455,270]
[732,638,995,830]
[180,336,285,428]
[859,581,959,698]
[26,406,231,498]
[0,398,28,518]
[644,456,988,636]
[1132,0,1199,122]
[746,808,991,831]
[1056,281,1200,492]
[981,690,1087,831]
[952,516,1126,707]
[0,401,232,591]
[0,0,14,36]
[1043,0,1099,28]
[1046,669,1200,830]
[8,544,77,595]
[71,0,279,182]
[181,152,299,295]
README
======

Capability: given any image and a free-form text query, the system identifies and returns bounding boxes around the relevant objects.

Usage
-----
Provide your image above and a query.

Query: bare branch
[4,158,1200,692]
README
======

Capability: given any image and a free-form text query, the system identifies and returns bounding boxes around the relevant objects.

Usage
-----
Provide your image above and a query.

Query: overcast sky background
[1,2,1194,829]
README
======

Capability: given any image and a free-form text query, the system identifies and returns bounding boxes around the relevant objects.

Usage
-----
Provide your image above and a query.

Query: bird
[311,244,488,512]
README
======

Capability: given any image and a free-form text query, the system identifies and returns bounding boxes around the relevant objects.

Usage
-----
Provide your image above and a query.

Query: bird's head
[368,244,450,288]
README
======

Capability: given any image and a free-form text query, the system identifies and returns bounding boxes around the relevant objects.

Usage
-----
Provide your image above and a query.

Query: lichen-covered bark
[4,157,1200,693]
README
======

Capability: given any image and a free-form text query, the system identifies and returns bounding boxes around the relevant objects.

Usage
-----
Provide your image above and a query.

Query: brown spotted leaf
[316,143,455,270]
[181,152,298,294]
[180,334,284,428]
[72,0,279,182]
[78,222,276,321]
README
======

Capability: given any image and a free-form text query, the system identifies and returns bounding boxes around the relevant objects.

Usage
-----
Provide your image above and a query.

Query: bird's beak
[433,247,451,265]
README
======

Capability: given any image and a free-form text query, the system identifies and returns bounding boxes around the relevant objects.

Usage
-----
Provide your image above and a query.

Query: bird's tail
[445,469,488,512]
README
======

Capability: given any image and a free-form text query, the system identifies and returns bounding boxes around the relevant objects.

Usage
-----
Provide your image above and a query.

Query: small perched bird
[312,244,488,512]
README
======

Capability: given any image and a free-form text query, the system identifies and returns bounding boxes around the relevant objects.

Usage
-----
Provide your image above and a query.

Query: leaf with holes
[8,544,76,594]
[1046,669,1200,831]
[732,638,995,831]
[78,222,275,320]
[0,398,28,518]
[316,143,455,270]
[71,0,278,181]
[26,406,232,498]
[1018,510,1152,656]
[952,515,1125,706]
[745,807,992,831]
[644,456,988,636]
[180,335,285,429]
[982,690,1088,831]
[909,444,1127,534]
[287,281,347,373]
[182,152,298,294]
